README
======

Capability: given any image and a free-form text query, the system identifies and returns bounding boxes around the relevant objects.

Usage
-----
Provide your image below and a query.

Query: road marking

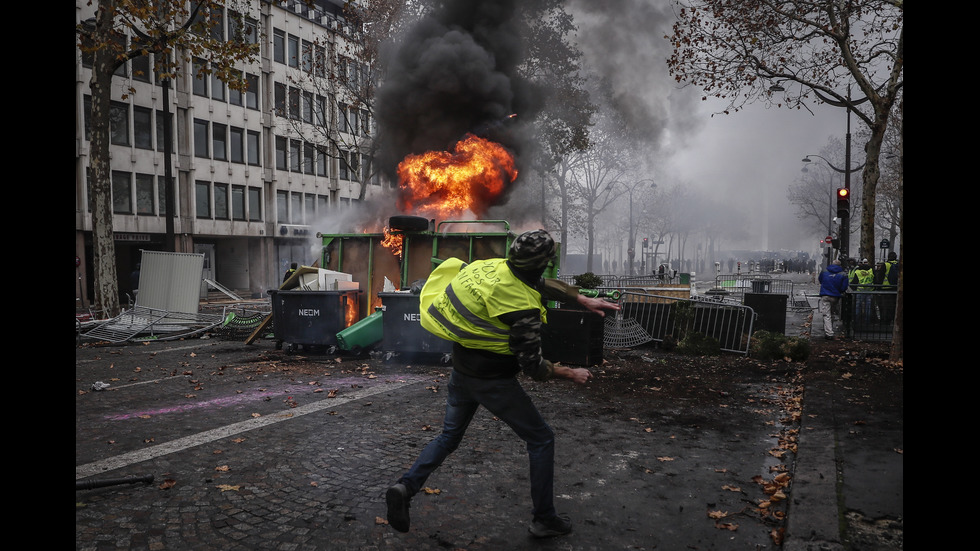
[75,375,428,480]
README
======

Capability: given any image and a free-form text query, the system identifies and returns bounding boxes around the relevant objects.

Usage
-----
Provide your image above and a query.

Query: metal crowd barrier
[599,291,755,355]
[711,274,795,302]
[841,286,897,342]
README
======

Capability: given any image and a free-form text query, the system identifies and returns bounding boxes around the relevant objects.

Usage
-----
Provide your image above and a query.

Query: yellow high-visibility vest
[420,258,547,355]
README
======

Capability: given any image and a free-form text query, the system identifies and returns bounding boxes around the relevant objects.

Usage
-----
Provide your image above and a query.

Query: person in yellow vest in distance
[851,258,875,324]
[282,262,298,284]
[386,229,620,538]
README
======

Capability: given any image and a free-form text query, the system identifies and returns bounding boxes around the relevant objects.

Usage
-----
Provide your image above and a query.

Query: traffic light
[836,188,850,218]
[642,237,648,248]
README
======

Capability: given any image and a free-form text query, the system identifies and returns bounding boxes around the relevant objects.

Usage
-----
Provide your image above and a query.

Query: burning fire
[381,225,404,257]
[396,133,518,220]
[345,295,357,327]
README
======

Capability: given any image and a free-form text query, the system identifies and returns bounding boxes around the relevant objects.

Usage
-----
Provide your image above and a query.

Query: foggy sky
[566,0,849,256]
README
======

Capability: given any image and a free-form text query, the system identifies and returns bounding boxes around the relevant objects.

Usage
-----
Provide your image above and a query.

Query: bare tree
[667,0,903,262]
[77,0,259,317]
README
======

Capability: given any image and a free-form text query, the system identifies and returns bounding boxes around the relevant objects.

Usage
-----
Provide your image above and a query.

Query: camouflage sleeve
[507,312,554,381]
[538,278,580,302]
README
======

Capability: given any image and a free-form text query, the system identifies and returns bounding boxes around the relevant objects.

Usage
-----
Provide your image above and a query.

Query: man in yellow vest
[386,229,620,538]
[851,258,875,324]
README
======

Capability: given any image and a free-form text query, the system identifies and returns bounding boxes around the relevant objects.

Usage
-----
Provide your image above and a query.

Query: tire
[388,215,429,231]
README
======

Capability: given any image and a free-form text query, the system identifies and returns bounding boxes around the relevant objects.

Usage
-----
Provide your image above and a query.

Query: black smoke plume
[374,0,536,190]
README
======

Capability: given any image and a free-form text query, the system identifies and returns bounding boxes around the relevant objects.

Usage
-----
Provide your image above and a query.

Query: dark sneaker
[386,483,411,532]
[528,514,572,538]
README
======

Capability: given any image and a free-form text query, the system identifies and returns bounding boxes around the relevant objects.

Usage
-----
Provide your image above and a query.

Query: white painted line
[76,375,428,480]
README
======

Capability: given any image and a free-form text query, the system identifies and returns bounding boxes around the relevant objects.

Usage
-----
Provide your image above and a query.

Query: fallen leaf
[708,510,728,519]
[310,481,318,487]
[375,517,388,525]
[423,487,441,494]
[251,413,261,418]
[159,479,176,490]
[233,438,246,443]
[721,485,741,492]
[327,389,338,398]
[716,522,738,531]
[657,456,674,462]
[216,484,240,492]
[215,465,230,472]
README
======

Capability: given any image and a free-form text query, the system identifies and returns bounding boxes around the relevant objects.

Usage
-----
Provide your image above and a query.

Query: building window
[110,101,130,146]
[155,109,174,153]
[315,95,327,127]
[248,187,262,221]
[196,181,211,218]
[245,74,259,110]
[274,82,286,117]
[316,146,327,176]
[338,150,349,180]
[288,34,299,68]
[317,194,329,213]
[136,173,155,215]
[112,171,133,214]
[133,54,151,83]
[276,136,288,170]
[213,123,227,161]
[211,71,226,102]
[290,192,302,223]
[158,176,173,216]
[273,28,285,64]
[232,185,246,220]
[230,126,244,164]
[304,142,315,174]
[192,58,208,97]
[194,119,209,158]
[228,70,244,106]
[277,190,288,223]
[247,130,261,166]
[214,183,229,219]
[302,91,314,123]
[338,102,348,133]
[134,106,153,150]
[302,39,314,73]
[289,139,301,173]
[288,86,300,120]
[305,194,315,223]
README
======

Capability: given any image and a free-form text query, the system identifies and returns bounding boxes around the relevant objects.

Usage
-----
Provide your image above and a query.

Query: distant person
[818,259,849,340]
[884,251,899,288]
[879,251,899,324]
[282,262,298,283]
[851,259,875,324]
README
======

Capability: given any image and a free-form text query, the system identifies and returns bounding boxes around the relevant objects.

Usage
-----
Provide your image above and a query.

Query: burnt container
[541,309,604,366]
[378,291,453,362]
[268,289,360,353]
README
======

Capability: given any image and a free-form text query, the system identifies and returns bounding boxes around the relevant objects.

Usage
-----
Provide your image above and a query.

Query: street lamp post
[811,85,869,261]
[624,179,656,276]
[802,154,864,262]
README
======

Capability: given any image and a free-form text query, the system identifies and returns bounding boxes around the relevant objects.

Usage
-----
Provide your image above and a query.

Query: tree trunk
[89,2,122,318]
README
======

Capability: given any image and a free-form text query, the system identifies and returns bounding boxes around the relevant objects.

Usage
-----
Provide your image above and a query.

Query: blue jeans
[397,370,557,520]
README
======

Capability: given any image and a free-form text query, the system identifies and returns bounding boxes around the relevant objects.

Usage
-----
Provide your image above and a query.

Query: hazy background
[567,0,848,257]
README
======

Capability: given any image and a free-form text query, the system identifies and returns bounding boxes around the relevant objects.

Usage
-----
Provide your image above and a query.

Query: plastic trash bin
[378,291,453,363]
[268,289,359,353]
[335,310,383,354]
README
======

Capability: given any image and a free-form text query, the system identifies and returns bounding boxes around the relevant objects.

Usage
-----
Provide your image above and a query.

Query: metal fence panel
[842,288,896,342]
[609,291,755,355]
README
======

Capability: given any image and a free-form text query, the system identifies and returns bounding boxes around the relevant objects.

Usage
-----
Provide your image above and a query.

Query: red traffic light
[837,188,849,199]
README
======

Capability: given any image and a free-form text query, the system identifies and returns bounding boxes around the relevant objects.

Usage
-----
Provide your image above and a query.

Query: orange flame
[381,225,404,256]
[396,133,518,220]
[345,295,357,327]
